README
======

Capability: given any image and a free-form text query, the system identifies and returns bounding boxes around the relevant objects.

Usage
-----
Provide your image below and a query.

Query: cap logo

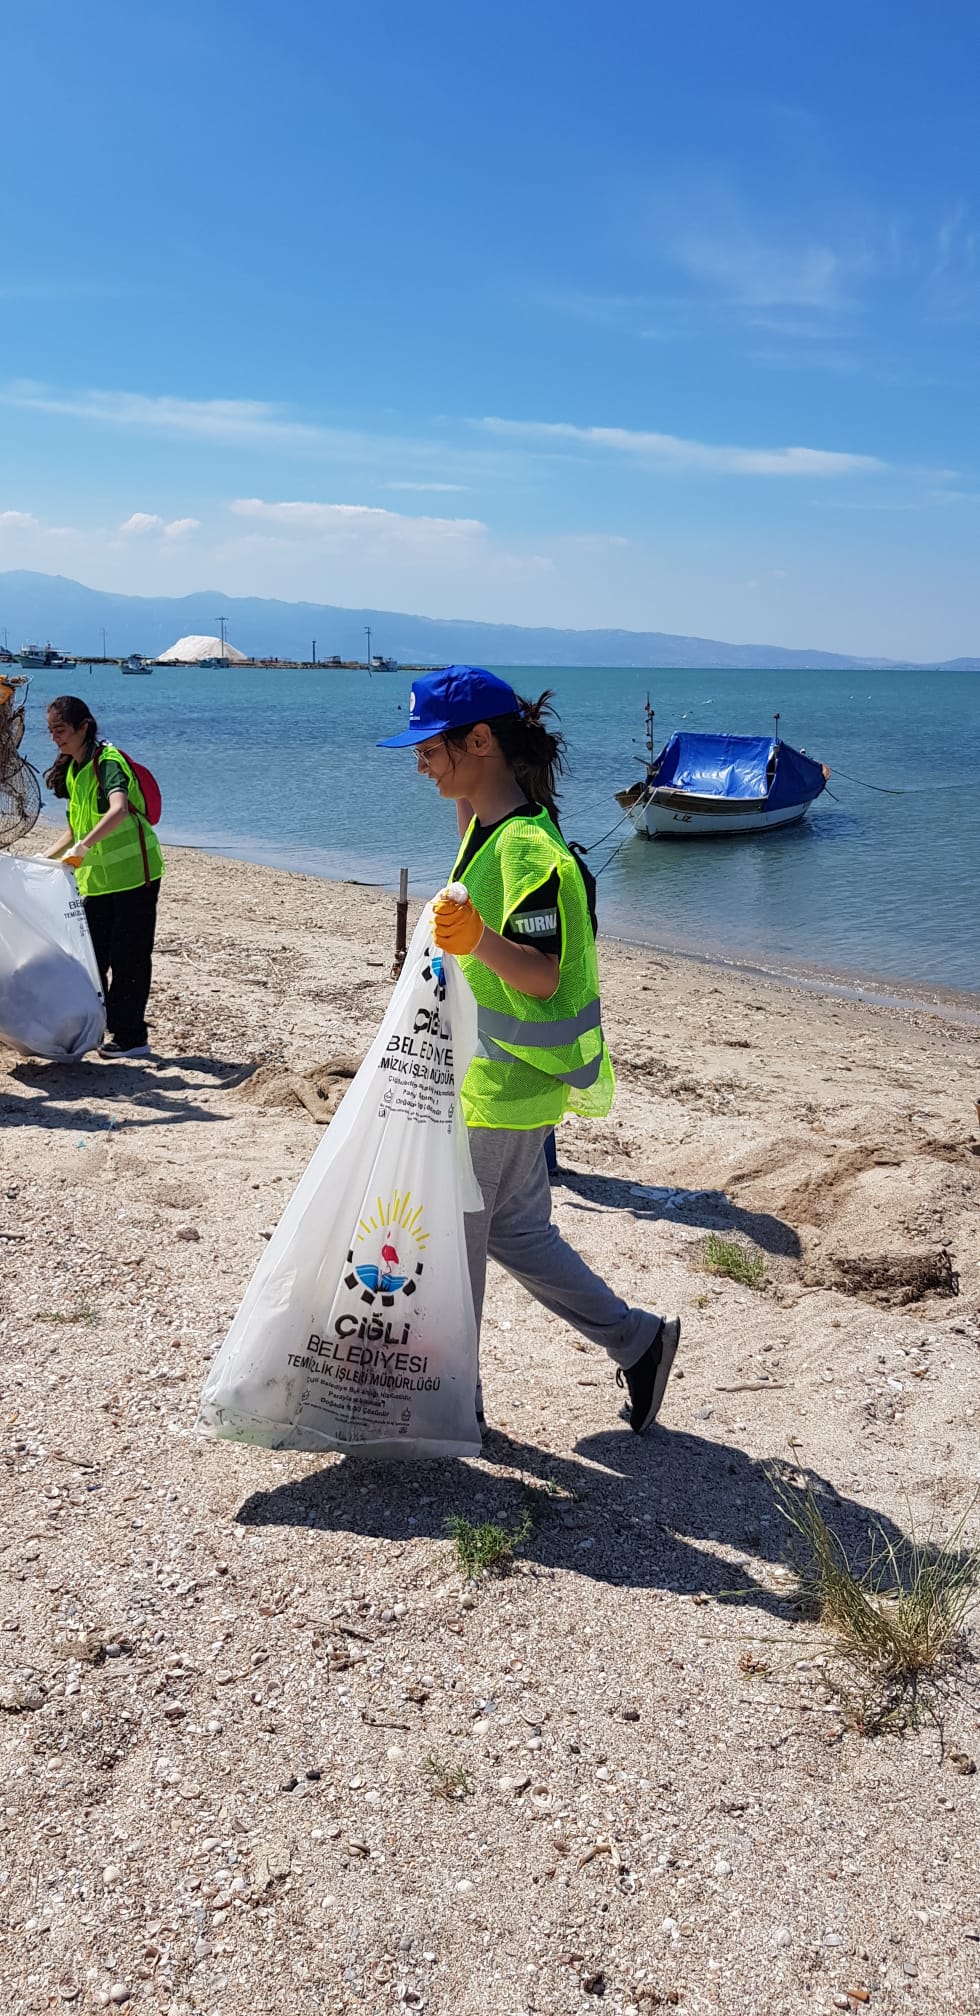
[409,688,418,720]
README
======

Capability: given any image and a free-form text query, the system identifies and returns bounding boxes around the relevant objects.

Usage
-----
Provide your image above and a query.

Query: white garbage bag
[197,907,483,1459]
[0,856,106,1061]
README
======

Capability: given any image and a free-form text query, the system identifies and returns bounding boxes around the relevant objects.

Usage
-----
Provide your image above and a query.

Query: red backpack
[95,745,162,824]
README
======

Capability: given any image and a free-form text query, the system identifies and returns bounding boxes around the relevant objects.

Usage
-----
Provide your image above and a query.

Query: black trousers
[83,879,160,1050]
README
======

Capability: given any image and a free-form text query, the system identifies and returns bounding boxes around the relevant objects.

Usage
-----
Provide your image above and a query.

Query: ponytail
[447,689,567,816]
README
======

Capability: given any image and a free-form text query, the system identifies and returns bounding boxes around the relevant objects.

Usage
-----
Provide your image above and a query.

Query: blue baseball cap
[377,666,520,748]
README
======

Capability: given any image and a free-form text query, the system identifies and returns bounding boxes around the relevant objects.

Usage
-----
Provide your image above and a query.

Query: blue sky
[2,0,979,658]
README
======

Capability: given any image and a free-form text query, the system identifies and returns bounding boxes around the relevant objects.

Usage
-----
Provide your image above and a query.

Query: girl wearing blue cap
[379,666,679,1434]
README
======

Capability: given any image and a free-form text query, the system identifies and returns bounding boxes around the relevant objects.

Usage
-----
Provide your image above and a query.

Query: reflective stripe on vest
[67,744,165,898]
[476,996,602,1050]
[451,807,615,1129]
[476,1025,605,1090]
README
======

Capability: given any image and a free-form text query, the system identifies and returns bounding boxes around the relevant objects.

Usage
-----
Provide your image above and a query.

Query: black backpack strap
[567,840,599,940]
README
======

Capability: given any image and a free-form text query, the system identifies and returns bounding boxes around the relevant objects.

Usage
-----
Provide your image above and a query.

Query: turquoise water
[20,662,980,994]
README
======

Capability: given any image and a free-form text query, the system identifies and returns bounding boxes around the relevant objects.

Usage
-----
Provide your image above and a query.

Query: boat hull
[628,790,815,838]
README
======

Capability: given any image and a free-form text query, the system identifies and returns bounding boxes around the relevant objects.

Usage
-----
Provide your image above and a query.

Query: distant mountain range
[0,569,976,671]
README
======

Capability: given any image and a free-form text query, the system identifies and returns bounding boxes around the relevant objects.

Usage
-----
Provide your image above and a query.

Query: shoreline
[160,831,980,1026]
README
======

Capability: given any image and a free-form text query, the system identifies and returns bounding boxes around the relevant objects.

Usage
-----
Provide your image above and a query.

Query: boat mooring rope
[574,789,655,879]
[826,765,906,795]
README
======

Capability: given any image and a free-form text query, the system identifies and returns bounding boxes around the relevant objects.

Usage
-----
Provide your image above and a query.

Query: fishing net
[0,677,42,847]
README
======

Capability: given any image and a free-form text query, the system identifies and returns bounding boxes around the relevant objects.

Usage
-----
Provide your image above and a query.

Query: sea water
[20,662,980,995]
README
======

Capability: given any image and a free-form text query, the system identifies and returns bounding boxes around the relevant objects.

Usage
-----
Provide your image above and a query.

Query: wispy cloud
[0,380,511,488]
[678,231,844,310]
[748,345,862,377]
[4,381,325,449]
[0,509,39,529]
[933,201,977,280]
[475,416,884,478]
[119,511,201,539]
[229,498,487,542]
[383,481,469,493]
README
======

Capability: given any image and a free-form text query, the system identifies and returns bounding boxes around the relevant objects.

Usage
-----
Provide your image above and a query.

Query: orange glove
[62,846,87,870]
[432,887,485,955]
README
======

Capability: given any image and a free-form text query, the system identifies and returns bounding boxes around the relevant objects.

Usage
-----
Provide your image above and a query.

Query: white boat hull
[628,790,815,838]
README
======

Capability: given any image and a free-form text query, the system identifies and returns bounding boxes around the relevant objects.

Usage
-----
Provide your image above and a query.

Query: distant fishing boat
[617,699,829,839]
[121,654,152,675]
[18,642,76,671]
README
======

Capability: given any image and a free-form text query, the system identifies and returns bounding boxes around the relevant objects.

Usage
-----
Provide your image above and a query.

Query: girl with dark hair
[378,666,680,1436]
[42,695,164,1058]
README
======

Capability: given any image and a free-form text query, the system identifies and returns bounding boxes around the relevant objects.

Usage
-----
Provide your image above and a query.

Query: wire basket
[0,676,43,847]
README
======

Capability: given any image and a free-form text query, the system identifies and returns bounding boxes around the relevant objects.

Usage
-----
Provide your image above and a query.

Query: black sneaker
[616,1317,681,1433]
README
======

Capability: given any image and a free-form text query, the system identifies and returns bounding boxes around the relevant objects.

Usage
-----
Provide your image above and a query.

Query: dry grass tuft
[423,1755,472,1801]
[701,1234,765,1289]
[772,1472,980,1731]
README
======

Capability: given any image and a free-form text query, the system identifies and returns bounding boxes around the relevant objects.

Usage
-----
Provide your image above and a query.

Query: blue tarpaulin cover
[652,733,826,812]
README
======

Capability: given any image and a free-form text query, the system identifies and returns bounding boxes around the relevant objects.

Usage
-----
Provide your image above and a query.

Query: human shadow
[558,1167,801,1260]
[1,1057,224,1129]
[233,1423,906,1621]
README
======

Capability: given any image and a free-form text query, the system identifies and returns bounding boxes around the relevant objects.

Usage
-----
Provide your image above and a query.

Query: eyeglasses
[415,738,447,771]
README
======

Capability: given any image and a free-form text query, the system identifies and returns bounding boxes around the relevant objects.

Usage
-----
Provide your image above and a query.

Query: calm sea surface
[20,662,980,995]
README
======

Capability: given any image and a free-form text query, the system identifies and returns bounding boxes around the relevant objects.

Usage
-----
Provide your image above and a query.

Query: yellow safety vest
[451,807,615,1130]
[66,744,165,898]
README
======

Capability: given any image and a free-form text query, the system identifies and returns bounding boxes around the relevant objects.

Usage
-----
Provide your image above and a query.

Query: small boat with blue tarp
[617,699,829,838]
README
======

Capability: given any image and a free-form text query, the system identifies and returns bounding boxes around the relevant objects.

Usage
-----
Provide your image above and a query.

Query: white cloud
[679,233,843,310]
[476,416,884,478]
[383,481,469,493]
[933,201,976,279]
[4,381,328,449]
[229,498,487,542]
[0,380,531,493]
[119,511,200,539]
[119,512,163,535]
[0,509,39,528]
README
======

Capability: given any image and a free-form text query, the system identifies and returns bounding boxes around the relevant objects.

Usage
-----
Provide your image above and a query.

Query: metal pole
[101,626,107,662]
[392,866,409,976]
[365,624,371,671]
[312,639,316,665]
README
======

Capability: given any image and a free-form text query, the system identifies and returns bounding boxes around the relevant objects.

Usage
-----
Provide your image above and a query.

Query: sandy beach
[2,838,979,2016]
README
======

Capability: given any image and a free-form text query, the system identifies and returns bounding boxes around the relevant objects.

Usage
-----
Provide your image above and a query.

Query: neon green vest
[67,744,165,898]
[451,807,615,1130]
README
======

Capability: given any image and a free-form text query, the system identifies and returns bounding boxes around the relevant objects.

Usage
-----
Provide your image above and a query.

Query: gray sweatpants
[464,1125,660,1410]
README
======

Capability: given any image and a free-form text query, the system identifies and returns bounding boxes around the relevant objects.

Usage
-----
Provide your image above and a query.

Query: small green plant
[445,1511,532,1580]
[701,1234,765,1290]
[423,1754,472,1801]
[35,1308,99,1325]
[772,1472,980,1732]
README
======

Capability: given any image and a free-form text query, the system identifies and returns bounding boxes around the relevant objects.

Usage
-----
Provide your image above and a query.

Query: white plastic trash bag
[0,856,106,1061]
[197,908,483,1459]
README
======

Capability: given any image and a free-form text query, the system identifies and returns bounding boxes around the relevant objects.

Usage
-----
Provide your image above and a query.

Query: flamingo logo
[347,1191,429,1307]
[379,1240,401,1290]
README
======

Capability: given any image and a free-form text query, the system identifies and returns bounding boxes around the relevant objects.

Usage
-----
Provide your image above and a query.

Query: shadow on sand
[234,1423,905,1623]
[0,1052,253,1130]
[557,1166,801,1260]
